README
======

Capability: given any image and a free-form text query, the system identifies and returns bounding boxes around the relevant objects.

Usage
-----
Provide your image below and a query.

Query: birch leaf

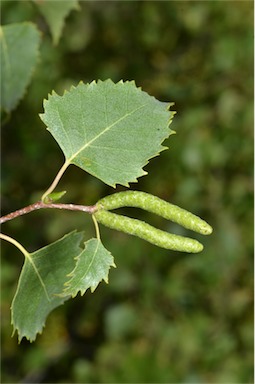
[40,79,175,187]
[11,231,83,342]
[62,238,116,298]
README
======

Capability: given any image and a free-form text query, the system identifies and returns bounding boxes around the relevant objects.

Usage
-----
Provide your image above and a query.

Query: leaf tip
[78,80,84,87]
[11,322,43,343]
[90,285,98,293]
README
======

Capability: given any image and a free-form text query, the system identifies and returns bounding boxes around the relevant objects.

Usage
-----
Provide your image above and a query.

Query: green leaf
[33,0,80,45]
[11,231,83,342]
[40,79,175,187]
[0,22,40,113]
[62,238,116,297]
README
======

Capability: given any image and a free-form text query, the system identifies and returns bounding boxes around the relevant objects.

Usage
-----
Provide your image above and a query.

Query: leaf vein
[68,103,146,163]
[82,241,99,285]
[26,254,51,301]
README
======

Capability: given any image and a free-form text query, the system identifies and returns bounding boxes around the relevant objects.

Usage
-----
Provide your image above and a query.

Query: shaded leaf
[11,231,83,342]
[33,0,80,45]
[63,238,116,297]
[0,22,40,113]
[40,79,175,187]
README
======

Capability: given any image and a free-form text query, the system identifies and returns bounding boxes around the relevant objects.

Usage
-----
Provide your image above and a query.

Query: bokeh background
[1,1,253,383]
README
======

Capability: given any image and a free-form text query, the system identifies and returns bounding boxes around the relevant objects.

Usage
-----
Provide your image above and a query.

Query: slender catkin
[97,191,212,235]
[94,210,204,253]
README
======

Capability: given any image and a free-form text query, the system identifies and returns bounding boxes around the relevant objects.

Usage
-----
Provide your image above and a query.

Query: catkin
[97,191,212,235]
[94,210,204,253]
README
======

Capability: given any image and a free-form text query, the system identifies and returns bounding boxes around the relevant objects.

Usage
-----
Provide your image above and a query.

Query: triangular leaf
[33,0,80,45]
[0,22,41,113]
[63,238,116,297]
[40,79,175,187]
[11,231,83,342]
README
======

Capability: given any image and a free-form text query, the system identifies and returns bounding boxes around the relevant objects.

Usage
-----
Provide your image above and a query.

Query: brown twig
[0,201,98,224]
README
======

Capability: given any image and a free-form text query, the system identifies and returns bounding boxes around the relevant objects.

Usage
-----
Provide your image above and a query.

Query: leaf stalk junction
[41,161,70,202]
[0,233,29,257]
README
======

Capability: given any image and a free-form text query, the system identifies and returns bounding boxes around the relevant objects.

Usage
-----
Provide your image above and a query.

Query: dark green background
[1,1,253,383]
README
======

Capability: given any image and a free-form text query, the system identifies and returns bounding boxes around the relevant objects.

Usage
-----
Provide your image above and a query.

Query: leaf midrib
[66,103,146,164]
[27,254,51,301]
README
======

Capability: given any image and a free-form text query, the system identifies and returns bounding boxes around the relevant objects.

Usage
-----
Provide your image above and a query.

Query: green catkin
[94,210,204,253]
[97,191,212,235]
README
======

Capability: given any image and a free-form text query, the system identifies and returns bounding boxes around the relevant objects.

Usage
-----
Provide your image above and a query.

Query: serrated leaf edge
[10,230,83,343]
[62,238,116,298]
[40,79,176,187]
[11,299,69,344]
[34,0,80,45]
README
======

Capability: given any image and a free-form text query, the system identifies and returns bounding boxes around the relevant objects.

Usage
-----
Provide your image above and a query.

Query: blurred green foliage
[1,1,253,383]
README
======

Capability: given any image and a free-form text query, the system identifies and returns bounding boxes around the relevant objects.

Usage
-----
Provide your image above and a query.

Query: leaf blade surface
[11,231,83,342]
[0,22,40,113]
[63,238,116,297]
[40,79,175,186]
[33,0,79,45]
